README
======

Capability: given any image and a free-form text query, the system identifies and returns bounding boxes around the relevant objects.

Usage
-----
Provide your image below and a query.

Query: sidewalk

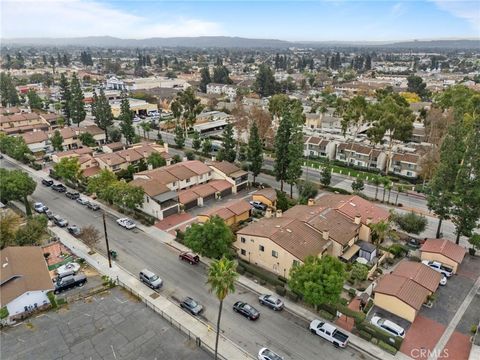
[50,227,253,360]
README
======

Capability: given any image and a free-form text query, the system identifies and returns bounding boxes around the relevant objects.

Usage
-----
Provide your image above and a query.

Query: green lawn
[303,159,375,181]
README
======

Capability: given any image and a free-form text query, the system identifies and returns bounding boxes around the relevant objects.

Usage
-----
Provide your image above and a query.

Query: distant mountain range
[2,36,479,49]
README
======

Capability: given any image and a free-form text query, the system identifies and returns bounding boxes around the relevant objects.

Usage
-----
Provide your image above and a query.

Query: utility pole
[103,212,112,268]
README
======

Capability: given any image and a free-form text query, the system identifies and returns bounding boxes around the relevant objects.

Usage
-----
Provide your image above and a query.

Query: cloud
[0,0,224,38]
[391,2,406,17]
[432,0,480,30]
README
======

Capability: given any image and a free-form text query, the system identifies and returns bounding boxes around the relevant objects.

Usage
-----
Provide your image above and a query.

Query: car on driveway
[139,269,163,289]
[56,262,81,278]
[116,218,136,229]
[406,238,426,249]
[233,301,260,320]
[87,202,100,211]
[67,225,81,236]
[422,260,454,277]
[51,183,67,192]
[258,348,283,360]
[179,252,200,264]
[258,294,284,311]
[249,200,267,211]
[76,197,89,205]
[370,316,405,338]
[34,202,48,213]
[54,273,87,294]
[65,191,80,200]
[180,297,204,315]
[53,215,68,227]
[42,179,54,186]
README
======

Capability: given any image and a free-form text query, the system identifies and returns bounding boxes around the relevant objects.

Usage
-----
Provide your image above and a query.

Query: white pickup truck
[309,320,349,348]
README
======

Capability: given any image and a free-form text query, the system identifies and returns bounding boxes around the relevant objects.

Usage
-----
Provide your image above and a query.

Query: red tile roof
[393,260,441,293]
[374,274,430,310]
[420,239,466,264]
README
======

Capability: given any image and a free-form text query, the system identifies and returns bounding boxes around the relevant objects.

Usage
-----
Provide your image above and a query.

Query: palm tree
[386,182,393,204]
[140,121,151,139]
[371,174,382,201]
[381,177,391,203]
[394,184,405,205]
[369,219,397,251]
[207,257,238,360]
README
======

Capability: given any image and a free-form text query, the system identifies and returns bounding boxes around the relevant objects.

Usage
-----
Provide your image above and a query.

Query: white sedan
[116,218,136,230]
[56,262,81,277]
[258,348,283,360]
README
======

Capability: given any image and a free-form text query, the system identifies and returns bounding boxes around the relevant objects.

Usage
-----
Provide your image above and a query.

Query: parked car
[179,252,200,264]
[258,294,284,311]
[42,179,54,186]
[422,260,454,277]
[309,320,349,348]
[51,183,67,192]
[67,225,81,236]
[65,191,80,200]
[406,237,426,249]
[56,262,81,278]
[370,316,405,338]
[139,269,163,289]
[75,197,88,205]
[180,297,204,315]
[440,274,448,286]
[54,273,87,294]
[87,202,100,211]
[53,215,68,227]
[116,218,136,230]
[249,200,267,211]
[258,348,283,360]
[34,202,48,213]
[45,210,55,220]
[233,301,260,320]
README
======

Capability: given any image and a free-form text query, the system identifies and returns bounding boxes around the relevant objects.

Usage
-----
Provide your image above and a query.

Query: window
[240,249,246,256]
[146,196,149,203]
[272,250,278,258]
[186,178,190,183]
[241,237,246,243]
[293,260,300,267]
[259,245,264,252]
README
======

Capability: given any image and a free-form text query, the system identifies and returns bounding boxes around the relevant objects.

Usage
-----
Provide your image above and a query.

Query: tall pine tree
[247,122,263,185]
[199,67,211,93]
[59,73,71,124]
[119,93,135,145]
[218,123,236,162]
[93,88,113,142]
[69,73,86,126]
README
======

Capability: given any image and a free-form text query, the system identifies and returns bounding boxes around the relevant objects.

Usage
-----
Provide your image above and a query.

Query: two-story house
[389,152,421,179]
[20,131,51,155]
[303,136,336,160]
[336,143,387,172]
[208,161,248,193]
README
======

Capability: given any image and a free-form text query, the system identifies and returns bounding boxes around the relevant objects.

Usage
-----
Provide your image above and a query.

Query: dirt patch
[120,287,141,302]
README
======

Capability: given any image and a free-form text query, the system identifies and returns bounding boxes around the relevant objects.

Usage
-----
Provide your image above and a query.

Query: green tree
[174,125,185,148]
[0,72,20,107]
[199,67,211,93]
[92,88,113,142]
[369,219,397,250]
[351,178,365,193]
[0,169,36,216]
[184,216,234,259]
[192,130,202,150]
[274,111,292,192]
[69,73,86,126]
[140,121,152,139]
[53,157,81,184]
[170,87,203,135]
[247,122,263,184]
[0,134,31,163]
[51,130,64,151]
[218,123,236,162]
[0,211,22,249]
[15,215,47,246]
[469,233,480,253]
[276,190,290,211]
[320,163,332,186]
[370,175,381,201]
[407,75,430,100]
[381,177,391,203]
[26,89,43,110]
[207,257,238,360]
[87,169,117,199]
[255,64,277,97]
[79,132,96,147]
[212,66,233,84]
[59,73,71,124]
[119,93,135,145]
[297,180,318,204]
[110,181,144,211]
[351,263,369,282]
[107,126,122,142]
[288,255,345,308]
[286,124,303,197]
[201,138,212,157]
[392,211,428,235]
[147,152,166,169]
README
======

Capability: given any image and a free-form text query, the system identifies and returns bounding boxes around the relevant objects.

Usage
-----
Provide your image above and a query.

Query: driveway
[0,287,211,360]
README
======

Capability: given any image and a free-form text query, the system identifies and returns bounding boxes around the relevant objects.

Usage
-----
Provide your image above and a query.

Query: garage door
[236,183,247,192]
[162,205,179,218]
[203,193,215,202]
[220,188,232,197]
[184,200,197,210]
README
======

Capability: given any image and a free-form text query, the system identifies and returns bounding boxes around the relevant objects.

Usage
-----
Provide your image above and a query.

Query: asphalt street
[1,157,365,360]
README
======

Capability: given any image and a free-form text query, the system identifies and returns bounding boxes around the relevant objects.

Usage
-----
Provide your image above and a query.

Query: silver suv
[139,269,163,289]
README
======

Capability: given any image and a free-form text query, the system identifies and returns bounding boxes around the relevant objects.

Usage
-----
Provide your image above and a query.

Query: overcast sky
[1,0,479,41]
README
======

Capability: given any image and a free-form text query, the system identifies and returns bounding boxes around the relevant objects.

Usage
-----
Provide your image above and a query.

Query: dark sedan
[52,184,67,192]
[233,301,260,320]
[180,297,204,315]
[65,191,80,200]
[42,179,54,186]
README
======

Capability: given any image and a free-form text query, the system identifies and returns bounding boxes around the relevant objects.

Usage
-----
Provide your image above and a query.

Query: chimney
[183,157,188,162]
[147,163,153,170]
[107,157,111,166]
[211,156,216,162]
[308,198,315,206]
[143,151,147,158]
[265,208,272,219]
[322,229,329,240]
[366,217,373,225]
[276,209,282,218]
[125,154,130,162]
[354,214,361,224]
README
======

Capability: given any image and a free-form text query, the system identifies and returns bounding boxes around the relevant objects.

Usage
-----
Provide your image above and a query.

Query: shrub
[239,260,285,287]
[388,244,408,258]
[339,298,348,306]
[47,292,57,308]
[319,309,335,321]
[471,325,478,334]
[379,341,397,355]
[319,303,337,316]
[363,299,374,314]
[359,330,373,341]
[357,322,403,350]
[336,304,366,325]
[275,285,286,296]
[237,265,246,275]
[348,288,357,298]
[30,162,42,170]
[409,255,421,262]
[0,307,9,319]
[371,338,378,345]
[286,290,300,302]
[278,276,287,283]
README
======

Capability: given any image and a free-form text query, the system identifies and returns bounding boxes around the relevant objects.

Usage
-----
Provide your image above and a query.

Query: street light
[102,211,112,268]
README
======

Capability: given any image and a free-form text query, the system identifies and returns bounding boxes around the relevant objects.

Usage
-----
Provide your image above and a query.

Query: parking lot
[1,287,211,360]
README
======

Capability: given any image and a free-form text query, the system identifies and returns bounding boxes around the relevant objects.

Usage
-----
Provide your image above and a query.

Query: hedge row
[356,321,403,350]
[379,340,397,355]
[239,260,285,287]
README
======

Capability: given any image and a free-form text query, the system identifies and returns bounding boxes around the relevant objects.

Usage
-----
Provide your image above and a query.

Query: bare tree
[80,225,101,252]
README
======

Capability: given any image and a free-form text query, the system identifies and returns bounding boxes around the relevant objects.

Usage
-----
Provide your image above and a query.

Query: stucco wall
[6,291,51,318]
[374,293,417,322]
